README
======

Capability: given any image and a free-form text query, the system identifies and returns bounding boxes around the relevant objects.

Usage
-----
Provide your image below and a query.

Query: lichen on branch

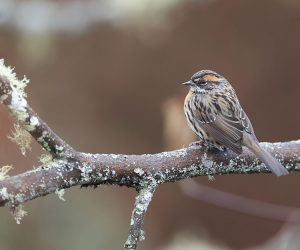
[0,59,74,157]
[125,185,156,249]
[8,124,32,155]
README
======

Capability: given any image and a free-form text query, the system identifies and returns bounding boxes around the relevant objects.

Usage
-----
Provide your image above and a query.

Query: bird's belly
[184,94,224,150]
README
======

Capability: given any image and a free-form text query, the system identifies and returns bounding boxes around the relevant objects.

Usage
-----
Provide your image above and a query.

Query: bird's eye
[199,80,208,85]
[192,78,209,86]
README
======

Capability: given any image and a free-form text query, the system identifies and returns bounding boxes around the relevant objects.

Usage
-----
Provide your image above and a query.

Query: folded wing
[200,114,244,154]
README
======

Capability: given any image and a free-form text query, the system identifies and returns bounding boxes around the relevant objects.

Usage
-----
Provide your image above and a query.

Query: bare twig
[0,59,299,249]
[0,73,74,157]
[125,185,156,250]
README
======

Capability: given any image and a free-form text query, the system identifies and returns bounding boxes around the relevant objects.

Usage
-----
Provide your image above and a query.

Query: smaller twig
[125,184,157,250]
[24,106,75,156]
[0,71,74,157]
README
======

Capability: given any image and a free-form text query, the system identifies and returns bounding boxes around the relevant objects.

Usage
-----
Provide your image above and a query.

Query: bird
[182,69,288,176]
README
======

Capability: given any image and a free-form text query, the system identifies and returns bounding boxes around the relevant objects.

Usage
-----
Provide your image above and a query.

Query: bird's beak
[182,80,193,86]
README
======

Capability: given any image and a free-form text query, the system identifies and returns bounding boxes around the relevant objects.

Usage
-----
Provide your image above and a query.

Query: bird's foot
[206,146,227,155]
[188,140,204,150]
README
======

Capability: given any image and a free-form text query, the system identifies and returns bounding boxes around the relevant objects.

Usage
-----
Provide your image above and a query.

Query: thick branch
[0,140,299,208]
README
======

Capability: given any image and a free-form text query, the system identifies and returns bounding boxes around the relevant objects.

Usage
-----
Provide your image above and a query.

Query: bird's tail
[243,133,289,176]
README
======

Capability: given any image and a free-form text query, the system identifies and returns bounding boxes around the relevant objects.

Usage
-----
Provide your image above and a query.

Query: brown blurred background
[0,0,300,249]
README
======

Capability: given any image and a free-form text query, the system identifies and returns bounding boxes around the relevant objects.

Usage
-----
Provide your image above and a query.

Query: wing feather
[189,94,255,154]
[201,115,243,154]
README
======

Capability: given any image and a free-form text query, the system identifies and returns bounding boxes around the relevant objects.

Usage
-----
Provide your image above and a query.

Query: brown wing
[200,114,244,154]
[189,94,253,154]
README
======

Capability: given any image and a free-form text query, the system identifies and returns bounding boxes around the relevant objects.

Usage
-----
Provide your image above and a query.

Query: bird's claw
[188,141,204,149]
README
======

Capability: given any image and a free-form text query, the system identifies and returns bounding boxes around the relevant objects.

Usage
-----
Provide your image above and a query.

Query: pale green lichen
[39,153,53,164]
[55,145,64,152]
[139,230,145,241]
[24,115,39,132]
[0,59,31,143]
[0,59,29,96]
[110,154,120,159]
[14,193,26,203]
[0,187,27,224]
[158,149,188,159]
[55,189,66,201]
[208,175,215,181]
[0,187,10,200]
[0,165,13,181]
[134,168,144,176]
[0,59,29,120]
[8,124,32,155]
[29,116,39,126]
[79,163,93,182]
[37,131,53,152]
[11,204,27,224]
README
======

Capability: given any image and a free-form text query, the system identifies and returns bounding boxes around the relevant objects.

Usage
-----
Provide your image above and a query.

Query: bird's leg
[188,140,204,149]
[207,146,227,154]
[188,141,228,154]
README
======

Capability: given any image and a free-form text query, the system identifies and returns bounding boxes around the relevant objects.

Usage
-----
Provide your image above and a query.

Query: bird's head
[182,70,228,94]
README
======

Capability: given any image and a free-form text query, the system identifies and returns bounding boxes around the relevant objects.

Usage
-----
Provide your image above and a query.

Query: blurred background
[0,0,300,249]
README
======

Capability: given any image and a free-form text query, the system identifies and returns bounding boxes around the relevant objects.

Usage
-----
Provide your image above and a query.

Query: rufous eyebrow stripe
[203,74,221,82]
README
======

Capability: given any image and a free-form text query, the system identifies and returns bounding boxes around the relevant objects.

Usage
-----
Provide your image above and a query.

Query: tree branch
[0,141,299,208]
[125,185,156,250]
[0,73,75,157]
[0,59,299,249]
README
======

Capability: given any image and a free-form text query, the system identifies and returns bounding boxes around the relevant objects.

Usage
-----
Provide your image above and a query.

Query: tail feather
[251,145,289,176]
[243,134,289,176]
